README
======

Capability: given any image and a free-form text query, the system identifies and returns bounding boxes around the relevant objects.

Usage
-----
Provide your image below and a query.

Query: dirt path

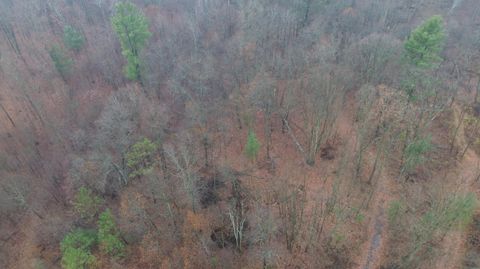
[363,208,385,269]
[357,165,393,269]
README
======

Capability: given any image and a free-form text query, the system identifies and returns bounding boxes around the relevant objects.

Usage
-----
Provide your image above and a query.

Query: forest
[0,0,480,268]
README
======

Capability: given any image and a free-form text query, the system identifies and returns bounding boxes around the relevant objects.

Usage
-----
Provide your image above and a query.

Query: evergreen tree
[245,130,261,160]
[125,138,157,178]
[404,15,445,69]
[60,229,97,269]
[98,209,125,257]
[111,2,151,81]
[49,45,73,79]
[73,187,103,221]
[63,25,85,52]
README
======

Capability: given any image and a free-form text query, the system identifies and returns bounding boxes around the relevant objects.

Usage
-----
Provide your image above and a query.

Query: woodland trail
[358,167,392,269]
[363,208,385,269]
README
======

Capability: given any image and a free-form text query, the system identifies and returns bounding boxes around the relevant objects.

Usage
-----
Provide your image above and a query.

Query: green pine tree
[111,2,151,81]
[245,130,261,160]
[125,138,157,178]
[73,187,103,221]
[60,229,97,269]
[49,45,73,79]
[404,15,445,69]
[98,209,125,257]
[63,25,85,52]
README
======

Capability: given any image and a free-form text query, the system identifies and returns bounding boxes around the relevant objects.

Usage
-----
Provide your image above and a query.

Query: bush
[60,229,97,269]
[63,25,85,51]
[49,45,73,78]
[98,209,125,257]
[73,187,103,221]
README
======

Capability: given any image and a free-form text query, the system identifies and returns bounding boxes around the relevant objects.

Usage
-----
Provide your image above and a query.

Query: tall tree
[400,15,446,167]
[111,2,151,81]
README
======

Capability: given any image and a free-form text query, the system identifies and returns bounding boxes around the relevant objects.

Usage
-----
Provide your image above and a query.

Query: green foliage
[402,136,432,174]
[111,2,151,80]
[98,209,125,257]
[60,229,97,269]
[49,45,73,78]
[245,130,260,160]
[73,187,103,221]
[63,25,85,51]
[404,15,445,69]
[125,138,157,178]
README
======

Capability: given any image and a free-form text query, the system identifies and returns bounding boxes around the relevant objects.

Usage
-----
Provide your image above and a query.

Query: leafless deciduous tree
[165,135,201,213]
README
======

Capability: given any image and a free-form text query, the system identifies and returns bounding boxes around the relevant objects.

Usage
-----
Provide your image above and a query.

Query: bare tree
[165,135,201,213]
